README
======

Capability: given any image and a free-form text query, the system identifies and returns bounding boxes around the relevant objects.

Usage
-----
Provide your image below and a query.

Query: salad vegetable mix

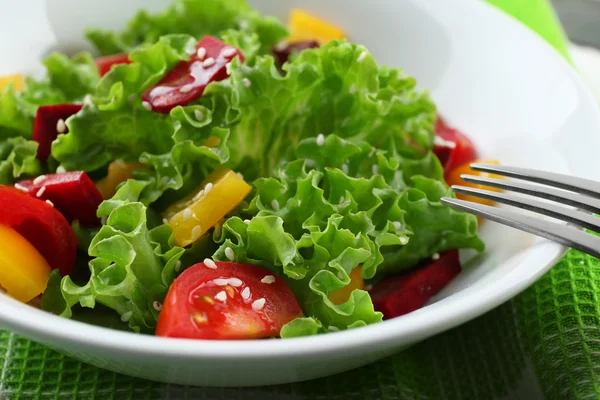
[0,1,498,339]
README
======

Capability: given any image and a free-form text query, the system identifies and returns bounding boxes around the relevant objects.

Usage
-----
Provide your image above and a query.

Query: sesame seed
[175,260,182,272]
[153,301,162,311]
[261,275,275,284]
[213,278,229,286]
[399,235,409,245]
[194,109,204,121]
[243,219,250,224]
[197,47,207,60]
[365,284,373,291]
[179,84,194,93]
[349,84,357,94]
[120,311,132,322]
[214,223,222,237]
[252,298,266,311]
[316,134,325,146]
[182,208,192,222]
[228,278,243,287]
[239,19,249,30]
[357,51,367,63]
[241,287,251,300]
[225,62,232,75]
[83,95,93,106]
[36,187,46,198]
[580,260,585,265]
[204,258,218,269]
[202,57,216,68]
[372,164,379,175]
[191,225,202,241]
[328,326,340,332]
[432,253,440,260]
[274,41,288,52]
[214,291,227,302]
[101,216,108,225]
[222,47,237,58]
[433,136,456,149]
[162,218,169,224]
[142,101,152,111]
[14,183,28,192]
[204,182,213,194]
[45,200,54,207]
[242,78,251,88]
[56,119,66,134]
[271,199,280,211]
[237,172,244,180]
[392,221,402,230]
[56,166,66,174]
[341,163,349,174]
[225,247,235,261]
[33,175,46,185]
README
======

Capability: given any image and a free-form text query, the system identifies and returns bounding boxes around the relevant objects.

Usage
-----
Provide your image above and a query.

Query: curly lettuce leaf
[0,137,42,184]
[41,180,184,332]
[51,35,196,172]
[86,0,287,56]
[196,40,436,181]
[0,84,36,139]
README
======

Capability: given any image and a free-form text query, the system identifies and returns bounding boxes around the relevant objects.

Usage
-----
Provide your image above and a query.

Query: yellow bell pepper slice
[0,74,25,92]
[329,266,364,305]
[0,225,52,303]
[164,167,252,247]
[446,160,501,206]
[288,9,345,44]
[95,160,144,199]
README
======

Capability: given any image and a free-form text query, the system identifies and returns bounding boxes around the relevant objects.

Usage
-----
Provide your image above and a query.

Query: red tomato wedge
[433,116,478,178]
[273,40,320,65]
[95,53,131,76]
[17,172,103,227]
[32,104,83,162]
[142,36,245,114]
[156,261,303,340]
[0,186,77,276]
[369,250,461,319]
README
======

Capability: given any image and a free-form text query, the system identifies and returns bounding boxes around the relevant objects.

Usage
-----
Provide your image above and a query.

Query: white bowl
[0,0,599,387]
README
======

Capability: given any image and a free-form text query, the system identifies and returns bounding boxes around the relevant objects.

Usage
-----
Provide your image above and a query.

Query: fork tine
[460,175,600,214]
[470,164,600,198]
[440,197,600,258]
[452,185,600,233]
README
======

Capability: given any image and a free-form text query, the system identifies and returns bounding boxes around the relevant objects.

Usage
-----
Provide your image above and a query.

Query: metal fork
[440,164,600,258]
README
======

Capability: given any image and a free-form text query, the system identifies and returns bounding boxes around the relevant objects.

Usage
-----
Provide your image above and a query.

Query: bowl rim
[0,0,596,361]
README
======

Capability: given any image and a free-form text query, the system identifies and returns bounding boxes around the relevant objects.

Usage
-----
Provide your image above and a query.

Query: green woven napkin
[2,1,599,399]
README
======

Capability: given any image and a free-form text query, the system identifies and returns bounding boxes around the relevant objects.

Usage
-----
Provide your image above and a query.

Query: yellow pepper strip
[288,9,345,44]
[0,74,25,92]
[163,167,252,247]
[0,225,51,303]
[95,160,144,199]
[329,266,364,305]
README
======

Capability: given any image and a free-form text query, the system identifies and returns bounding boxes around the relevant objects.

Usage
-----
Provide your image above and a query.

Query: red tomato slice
[142,36,245,114]
[32,104,83,162]
[273,40,320,65]
[156,261,303,340]
[17,172,103,227]
[434,116,478,178]
[0,186,77,276]
[369,250,461,319]
[95,53,131,77]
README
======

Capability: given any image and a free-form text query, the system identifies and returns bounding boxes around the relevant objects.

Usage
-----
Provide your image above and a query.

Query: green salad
[0,0,483,339]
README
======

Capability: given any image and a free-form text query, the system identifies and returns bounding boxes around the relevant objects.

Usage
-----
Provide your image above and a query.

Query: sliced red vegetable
[0,186,77,276]
[32,104,83,162]
[17,172,103,227]
[369,250,461,319]
[95,53,131,76]
[142,35,245,114]
[273,40,320,65]
[434,116,478,178]
[156,261,303,340]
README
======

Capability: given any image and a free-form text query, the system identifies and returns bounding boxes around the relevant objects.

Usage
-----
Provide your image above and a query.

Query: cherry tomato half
[445,160,501,206]
[434,116,478,178]
[95,53,131,77]
[156,261,303,340]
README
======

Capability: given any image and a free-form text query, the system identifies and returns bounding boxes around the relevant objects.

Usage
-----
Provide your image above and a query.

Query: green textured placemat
[2,1,600,399]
